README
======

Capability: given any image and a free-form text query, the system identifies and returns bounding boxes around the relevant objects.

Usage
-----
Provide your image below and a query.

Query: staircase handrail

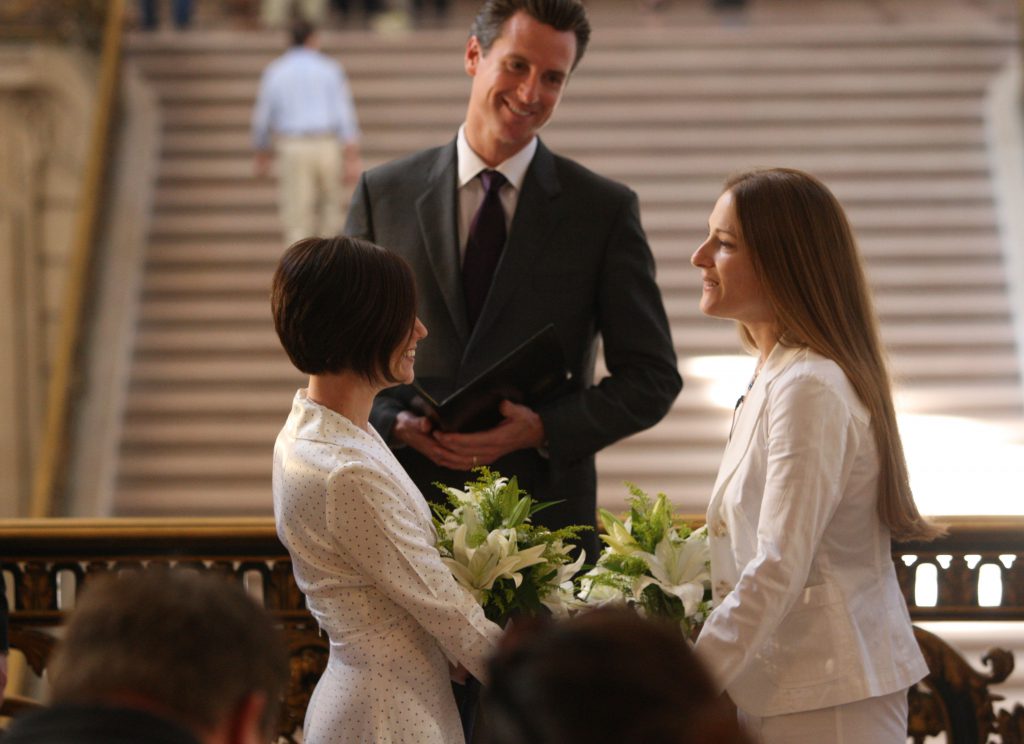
[1,513,1022,742]
[29,0,127,518]
[0,513,1021,620]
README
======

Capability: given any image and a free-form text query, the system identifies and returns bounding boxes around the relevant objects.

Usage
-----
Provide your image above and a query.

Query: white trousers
[739,688,909,744]
[276,135,343,246]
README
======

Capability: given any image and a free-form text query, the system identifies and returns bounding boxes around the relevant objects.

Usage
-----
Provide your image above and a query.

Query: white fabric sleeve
[325,462,501,681]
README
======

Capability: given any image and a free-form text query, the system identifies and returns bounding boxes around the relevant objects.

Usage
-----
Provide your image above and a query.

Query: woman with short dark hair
[271,236,501,744]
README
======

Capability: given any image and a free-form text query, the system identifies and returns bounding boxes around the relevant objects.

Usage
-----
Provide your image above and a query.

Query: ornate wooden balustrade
[1,516,1022,743]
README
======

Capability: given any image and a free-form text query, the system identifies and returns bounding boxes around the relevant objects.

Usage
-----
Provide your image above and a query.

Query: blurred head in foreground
[7,570,287,744]
[481,607,753,744]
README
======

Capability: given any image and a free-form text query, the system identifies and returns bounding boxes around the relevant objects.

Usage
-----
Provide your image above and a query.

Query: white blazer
[694,344,927,717]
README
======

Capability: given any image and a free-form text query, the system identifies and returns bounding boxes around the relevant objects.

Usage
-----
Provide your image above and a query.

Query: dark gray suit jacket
[345,138,681,561]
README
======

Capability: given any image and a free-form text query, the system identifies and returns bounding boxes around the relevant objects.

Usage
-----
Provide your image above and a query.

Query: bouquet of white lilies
[578,484,711,635]
[433,468,589,625]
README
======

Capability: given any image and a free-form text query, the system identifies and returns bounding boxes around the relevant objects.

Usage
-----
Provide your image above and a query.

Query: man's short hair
[470,0,591,70]
[271,235,418,382]
[48,570,287,738]
[291,19,315,46]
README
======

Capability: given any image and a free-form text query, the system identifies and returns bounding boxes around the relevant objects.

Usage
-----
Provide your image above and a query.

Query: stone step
[120,409,733,448]
[131,43,1014,79]
[124,25,1015,56]
[153,176,996,215]
[115,444,728,482]
[123,344,1022,391]
[129,317,1020,361]
[667,263,1011,289]
[157,71,1000,106]
[164,123,991,158]
[140,233,999,269]
[146,202,998,240]
[115,17,1023,521]
[111,473,721,516]
[135,258,1010,296]
[156,150,992,185]
[160,97,990,130]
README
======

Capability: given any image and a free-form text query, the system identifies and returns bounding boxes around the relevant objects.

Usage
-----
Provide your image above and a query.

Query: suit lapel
[708,344,804,504]
[416,141,470,345]
[467,140,560,349]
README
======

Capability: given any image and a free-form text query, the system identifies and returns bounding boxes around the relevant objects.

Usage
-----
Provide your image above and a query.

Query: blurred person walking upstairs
[253,19,362,244]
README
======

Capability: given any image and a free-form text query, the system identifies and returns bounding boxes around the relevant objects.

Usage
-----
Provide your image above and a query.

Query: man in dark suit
[345,0,681,563]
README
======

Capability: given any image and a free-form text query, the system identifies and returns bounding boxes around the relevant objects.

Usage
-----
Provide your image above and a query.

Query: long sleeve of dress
[325,462,501,681]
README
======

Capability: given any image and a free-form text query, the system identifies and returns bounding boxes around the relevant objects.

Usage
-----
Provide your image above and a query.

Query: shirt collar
[456,124,537,191]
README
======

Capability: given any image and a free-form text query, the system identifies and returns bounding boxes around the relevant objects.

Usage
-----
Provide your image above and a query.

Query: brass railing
[28,0,127,518]
[1,515,1022,742]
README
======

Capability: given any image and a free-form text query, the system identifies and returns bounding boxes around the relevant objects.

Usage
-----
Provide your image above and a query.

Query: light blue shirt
[251,46,361,151]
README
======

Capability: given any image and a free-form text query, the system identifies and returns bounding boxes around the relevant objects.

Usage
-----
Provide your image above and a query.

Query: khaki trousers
[276,135,343,246]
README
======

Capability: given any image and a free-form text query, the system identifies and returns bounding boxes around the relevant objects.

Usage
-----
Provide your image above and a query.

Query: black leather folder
[411,324,571,433]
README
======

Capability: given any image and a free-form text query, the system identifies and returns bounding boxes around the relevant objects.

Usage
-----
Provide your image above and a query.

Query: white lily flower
[442,525,548,601]
[549,546,586,587]
[598,510,641,556]
[540,548,587,616]
[634,531,710,616]
[578,567,628,607]
[542,580,587,617]
[443,486,472,504]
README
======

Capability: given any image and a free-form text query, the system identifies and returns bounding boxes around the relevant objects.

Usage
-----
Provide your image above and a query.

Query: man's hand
[254,150,273,178]
[433,400,545,466]
[392,412,474,471]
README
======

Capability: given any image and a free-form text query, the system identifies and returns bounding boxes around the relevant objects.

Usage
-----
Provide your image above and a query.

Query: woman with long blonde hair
[691,168,941,743]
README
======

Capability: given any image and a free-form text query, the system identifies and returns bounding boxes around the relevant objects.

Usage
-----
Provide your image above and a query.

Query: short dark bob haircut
[271,235,417,384]
[470,0,591,71]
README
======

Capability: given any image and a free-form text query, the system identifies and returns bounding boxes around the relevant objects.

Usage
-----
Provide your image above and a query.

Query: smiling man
[345,0,681,569]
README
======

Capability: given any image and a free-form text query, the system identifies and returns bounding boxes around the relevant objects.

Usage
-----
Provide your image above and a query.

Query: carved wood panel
[1,516,1021,742]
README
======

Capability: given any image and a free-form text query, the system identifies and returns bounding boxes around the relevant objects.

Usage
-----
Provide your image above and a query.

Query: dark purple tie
[463,170,508,328]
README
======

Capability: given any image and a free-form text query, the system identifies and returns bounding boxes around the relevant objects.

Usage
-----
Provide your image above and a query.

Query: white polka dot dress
[273,390,502,744]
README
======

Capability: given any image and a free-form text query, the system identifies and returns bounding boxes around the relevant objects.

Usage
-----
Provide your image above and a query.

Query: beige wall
[0,46,94,517]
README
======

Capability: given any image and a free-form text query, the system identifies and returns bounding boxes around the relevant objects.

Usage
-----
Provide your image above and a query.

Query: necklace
[730,359,765,441]
[745,358,766,393]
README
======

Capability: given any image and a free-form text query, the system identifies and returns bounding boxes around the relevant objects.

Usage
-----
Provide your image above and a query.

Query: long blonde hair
[726,168,943,542]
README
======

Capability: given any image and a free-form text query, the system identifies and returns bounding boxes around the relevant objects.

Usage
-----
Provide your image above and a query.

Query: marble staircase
[114,1,1022,515]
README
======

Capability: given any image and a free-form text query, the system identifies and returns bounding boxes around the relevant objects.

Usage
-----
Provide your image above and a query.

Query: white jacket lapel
[708,344,804,503]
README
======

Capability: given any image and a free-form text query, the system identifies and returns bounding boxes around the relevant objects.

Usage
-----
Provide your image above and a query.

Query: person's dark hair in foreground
[3,570,288,744]
[481,608,753,744]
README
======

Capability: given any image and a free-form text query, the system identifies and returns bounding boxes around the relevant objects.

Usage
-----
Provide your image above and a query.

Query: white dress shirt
[455,124,537,261]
